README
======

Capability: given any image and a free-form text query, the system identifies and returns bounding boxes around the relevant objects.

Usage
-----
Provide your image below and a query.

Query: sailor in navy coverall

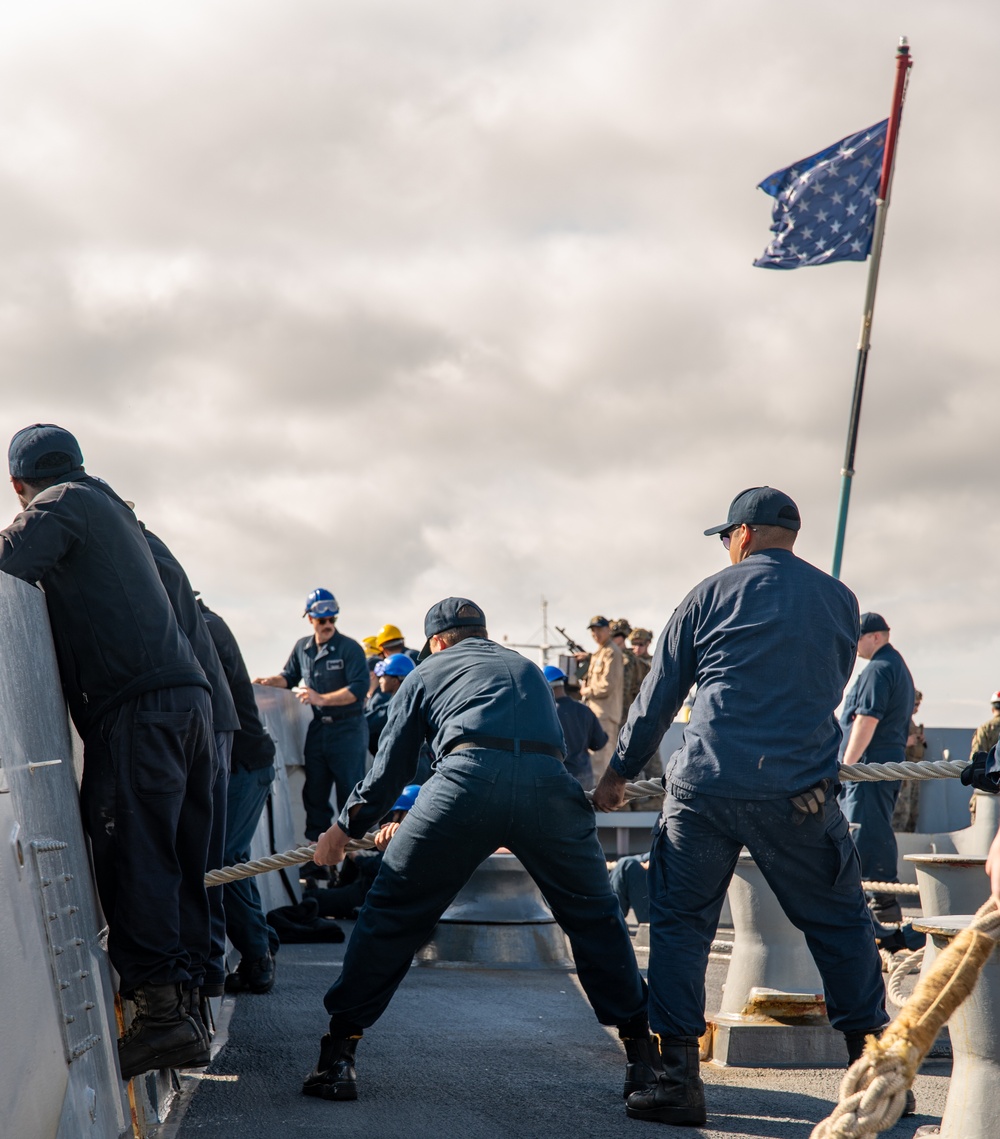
[595,488,887,1125]
[256,595,369,841]
[303,598,652,1104]
[0,424,216,1079]
[838,612,915,923]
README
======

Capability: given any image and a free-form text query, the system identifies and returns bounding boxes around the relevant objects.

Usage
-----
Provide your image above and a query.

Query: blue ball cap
[543,665,567,685]
[304,587,339,618]
[703,486,801,536]
[419,597,486,660]
[9,423,84,479]
[380,654,415,679]
[392,784,421,812]
[859,612,890,635]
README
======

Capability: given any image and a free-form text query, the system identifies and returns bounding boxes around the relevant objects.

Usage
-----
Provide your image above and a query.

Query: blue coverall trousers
[80,685,215,993]
[611,852,651,924]
[647,785,888,1039]
[223,764,277,960]
[838,779,901,886]
[324,750,647,1034]
[204,731,233,988]
[302,716,368,841]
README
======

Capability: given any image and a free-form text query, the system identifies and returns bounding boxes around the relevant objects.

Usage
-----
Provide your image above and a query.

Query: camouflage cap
[610,619,632,637]
[629,627,653,644]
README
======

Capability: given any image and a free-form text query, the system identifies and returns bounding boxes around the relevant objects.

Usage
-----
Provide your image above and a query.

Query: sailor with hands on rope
[303,597,656,1108]
[594,487,896,1126]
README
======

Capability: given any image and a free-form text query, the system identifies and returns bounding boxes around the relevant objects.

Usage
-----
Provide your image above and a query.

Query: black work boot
[844,1027,915,1117]
[620,1028,663,1100]
[224,952,276,995]
[625,1035,706,1126]
[301,1033,360,1100]
[182,985,213,1048]
[117,983,210,1081]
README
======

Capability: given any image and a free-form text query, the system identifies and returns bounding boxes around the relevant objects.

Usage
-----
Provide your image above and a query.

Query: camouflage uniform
[630,628,654,686]
[616,622,662,804]
[580,631,623,782]
[892,690,927,832]
[611,620,643,714]
[970,712,1000,762]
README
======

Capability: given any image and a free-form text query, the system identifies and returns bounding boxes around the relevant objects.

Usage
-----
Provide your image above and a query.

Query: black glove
[961,749,1000,794]
[790,778,831,823]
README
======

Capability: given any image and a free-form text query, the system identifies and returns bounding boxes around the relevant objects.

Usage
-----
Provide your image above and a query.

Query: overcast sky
[2,1,997,727]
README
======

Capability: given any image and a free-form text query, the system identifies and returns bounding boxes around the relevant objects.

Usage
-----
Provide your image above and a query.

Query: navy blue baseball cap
[9,424,84,480]
[704,486,801,536]
[419,597,487,660]
[859,612,890,635]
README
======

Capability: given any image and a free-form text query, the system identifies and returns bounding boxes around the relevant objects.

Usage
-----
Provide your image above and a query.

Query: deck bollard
[415,853,571,969]
[911,916,1000,1138]
[706,855,845,1066]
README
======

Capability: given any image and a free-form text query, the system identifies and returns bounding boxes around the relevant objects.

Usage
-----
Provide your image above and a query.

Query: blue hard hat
[380,654,416,679]
[392,784,421,812]
[304,587,339,618]
[543,665,567,685]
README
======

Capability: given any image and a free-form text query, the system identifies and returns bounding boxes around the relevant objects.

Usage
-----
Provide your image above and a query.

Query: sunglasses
[720,524,757,550]
[312,617,336,625]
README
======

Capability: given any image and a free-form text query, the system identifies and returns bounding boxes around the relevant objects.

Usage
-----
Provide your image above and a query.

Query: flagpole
[830,37,913,580]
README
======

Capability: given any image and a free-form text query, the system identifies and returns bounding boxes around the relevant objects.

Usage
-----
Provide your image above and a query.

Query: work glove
[961,749,1000,794]
[790,778,831,823]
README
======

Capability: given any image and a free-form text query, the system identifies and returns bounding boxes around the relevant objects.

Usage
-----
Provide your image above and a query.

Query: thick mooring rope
[204,759,964,887]
[810,897,1000,1139]
[886,948,925,1009]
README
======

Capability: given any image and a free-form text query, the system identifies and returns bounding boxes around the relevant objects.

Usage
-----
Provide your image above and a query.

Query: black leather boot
[621,1032,663,1100]
[844,1027,915,1116]
[625,1035,706,1126]
[182,986,212,1049]
[117,983,210,1081]
[224,952,276,994]
[301,1034,360,1101]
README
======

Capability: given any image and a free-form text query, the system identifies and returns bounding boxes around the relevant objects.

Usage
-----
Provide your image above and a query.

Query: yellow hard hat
[375,623,405,649]
[362,635,380,656]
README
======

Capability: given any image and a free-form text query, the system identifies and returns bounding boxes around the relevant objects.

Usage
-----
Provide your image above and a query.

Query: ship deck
[165,922,949,1139]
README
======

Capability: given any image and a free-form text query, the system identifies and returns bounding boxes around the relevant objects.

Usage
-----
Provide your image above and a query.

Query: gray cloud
[1,1,998,725]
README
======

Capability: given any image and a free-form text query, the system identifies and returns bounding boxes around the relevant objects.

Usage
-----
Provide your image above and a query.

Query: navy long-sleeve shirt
[838,643,914,764]
[200,601,277,772]
[142,526,240,733]
[0,473,208,733]
[281,630,369,721]
[338,637,566,837]
[555,695,608,782]
[613,548,859,799]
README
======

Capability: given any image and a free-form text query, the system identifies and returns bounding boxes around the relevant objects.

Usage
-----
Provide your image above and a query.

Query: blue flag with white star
[754,119,888,269]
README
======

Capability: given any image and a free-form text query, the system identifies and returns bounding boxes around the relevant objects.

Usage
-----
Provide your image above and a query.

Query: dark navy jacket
[281,630,369,722]
[142,527,239,734]
[838,642,914,764]
[339,638,566,837]
[613,548,860,799]
[0,473,208,733]
[555,695,608,781]
[199,601,276,772]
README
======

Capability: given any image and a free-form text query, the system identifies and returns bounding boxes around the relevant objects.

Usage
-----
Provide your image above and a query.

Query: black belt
[442,734,564,760]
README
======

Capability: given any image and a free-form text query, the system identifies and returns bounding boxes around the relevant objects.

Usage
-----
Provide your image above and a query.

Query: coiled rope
[810,897,1000,1138]
[886,948,925,1009]
[204,759,965,887]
